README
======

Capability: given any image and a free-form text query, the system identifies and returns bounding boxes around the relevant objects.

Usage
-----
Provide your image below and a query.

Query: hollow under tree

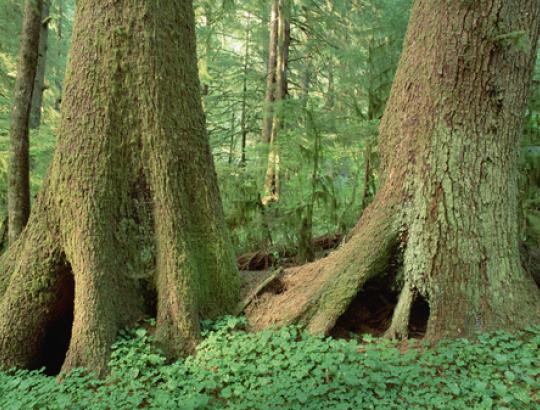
[0,0,239,376]
[248,0,540,339]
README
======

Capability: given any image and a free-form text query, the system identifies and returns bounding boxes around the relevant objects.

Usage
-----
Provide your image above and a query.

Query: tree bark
[249,0,540,339]
[7,0,43,244]
[0,0,239,377]
[29,1,49,130]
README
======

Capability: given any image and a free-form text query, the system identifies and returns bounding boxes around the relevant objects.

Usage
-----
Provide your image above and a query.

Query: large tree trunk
[248,0,540,339]
[29,0,50,130]
[0,0,239,377]
[7,0,43,244]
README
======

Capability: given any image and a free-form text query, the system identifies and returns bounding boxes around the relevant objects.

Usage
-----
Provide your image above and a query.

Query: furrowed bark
[393,0,540,338]
[139,2,239,356]
[0,201,68,370]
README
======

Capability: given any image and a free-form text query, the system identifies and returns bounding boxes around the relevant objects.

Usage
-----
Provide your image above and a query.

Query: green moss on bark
[0,0,239,377]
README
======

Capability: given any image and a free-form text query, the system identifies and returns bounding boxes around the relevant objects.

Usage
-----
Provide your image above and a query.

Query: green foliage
[520,48,540,247]
[201,0,412,254]
[1,318,539,409]
[0,0,538,259]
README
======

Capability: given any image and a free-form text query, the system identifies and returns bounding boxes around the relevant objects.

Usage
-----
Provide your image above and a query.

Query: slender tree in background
[297,8,317,263]
[359,141,375,211]
[7,0,43,243]
[250,0,540,339]
[261,0,279,145]
[262,0,290,205]
[239,15,251,167]
[54,0,63,111]
[0,0,239,376]
[30,0,50,129]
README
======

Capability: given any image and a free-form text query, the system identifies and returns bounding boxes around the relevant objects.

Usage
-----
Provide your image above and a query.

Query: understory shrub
[0,317,538,409]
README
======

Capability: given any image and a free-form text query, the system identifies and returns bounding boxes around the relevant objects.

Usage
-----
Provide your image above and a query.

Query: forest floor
[0,239,538,409]
[0,316,538,409]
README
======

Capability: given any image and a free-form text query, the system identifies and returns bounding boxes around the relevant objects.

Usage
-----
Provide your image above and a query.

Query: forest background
[0,0,539,262]
[0,1,539,409]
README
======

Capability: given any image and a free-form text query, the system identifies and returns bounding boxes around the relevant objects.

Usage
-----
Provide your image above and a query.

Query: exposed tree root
[0,219,75,373]
[384,283,414,340]
[247,191,399,334]
[0,212,145,377]
[237,251,274,271]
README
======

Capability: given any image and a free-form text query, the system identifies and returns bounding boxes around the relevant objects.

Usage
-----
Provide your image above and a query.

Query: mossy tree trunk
[8,0,43,244]
[249,0,540,339]
[0,0,239,377]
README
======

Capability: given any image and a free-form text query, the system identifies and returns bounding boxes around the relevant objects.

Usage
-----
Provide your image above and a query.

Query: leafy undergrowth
[0,318,539,410]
